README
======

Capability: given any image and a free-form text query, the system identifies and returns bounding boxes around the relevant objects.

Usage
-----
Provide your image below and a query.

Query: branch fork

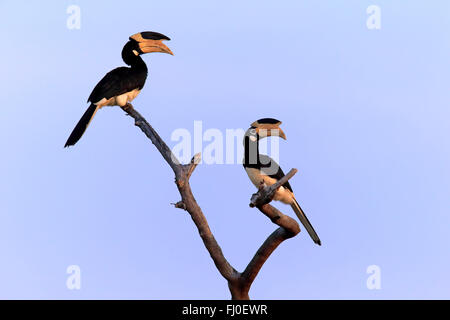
[120,103,301,299]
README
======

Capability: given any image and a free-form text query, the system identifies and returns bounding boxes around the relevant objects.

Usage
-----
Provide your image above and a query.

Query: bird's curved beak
[130,33,174,55]
[140,39,173,55]
[276,128,287,140]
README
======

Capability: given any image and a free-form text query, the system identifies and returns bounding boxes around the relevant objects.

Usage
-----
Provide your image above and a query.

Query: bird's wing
[87,67,139,103]
[258,154,293,192]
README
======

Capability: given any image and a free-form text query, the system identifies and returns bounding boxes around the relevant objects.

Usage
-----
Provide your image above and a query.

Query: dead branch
[121,103,300,299]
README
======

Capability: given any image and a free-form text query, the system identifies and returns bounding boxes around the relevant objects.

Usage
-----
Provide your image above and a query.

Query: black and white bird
[243,118,321,245]
[64,31,173,147]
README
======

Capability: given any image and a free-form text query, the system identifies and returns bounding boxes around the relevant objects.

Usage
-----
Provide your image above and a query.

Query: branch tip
[186,152,201,179]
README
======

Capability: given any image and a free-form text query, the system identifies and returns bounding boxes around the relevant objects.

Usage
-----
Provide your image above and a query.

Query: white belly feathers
[94,89,141,108]
[244,167,295,205]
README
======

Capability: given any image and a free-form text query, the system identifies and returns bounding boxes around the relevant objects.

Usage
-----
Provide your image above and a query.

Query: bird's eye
[250,129,256,135]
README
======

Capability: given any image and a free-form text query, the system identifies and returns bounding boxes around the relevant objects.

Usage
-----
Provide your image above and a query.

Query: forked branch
[121,103,300,299]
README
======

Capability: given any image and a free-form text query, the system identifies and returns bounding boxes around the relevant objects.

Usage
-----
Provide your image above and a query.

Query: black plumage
[259,154,293,192]
[87,65,147,104]
[243,118,321,246]
[243,137,293,192]
[87,40,148,104]
[65,31,172,148]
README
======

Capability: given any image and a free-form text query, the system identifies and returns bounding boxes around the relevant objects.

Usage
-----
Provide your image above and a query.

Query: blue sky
[0,1,449,299]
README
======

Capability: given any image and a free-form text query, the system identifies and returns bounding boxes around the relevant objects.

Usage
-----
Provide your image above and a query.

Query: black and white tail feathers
[64,104,98,147]
[290,200,321,246]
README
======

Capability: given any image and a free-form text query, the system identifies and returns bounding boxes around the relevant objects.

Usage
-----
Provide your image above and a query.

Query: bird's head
[245,118,286,142]
[124,31,173,60]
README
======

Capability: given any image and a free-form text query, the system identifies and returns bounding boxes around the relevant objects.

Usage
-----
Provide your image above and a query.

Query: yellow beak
[138,39,173,55]
[129,33,174,55]
[277,128,287,140]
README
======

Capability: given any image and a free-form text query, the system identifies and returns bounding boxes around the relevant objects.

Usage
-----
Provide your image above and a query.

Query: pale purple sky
[0,1,449,299]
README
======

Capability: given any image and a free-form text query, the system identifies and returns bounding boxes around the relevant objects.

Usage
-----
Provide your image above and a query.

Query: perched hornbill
[64,31,173,147]
[243,118,321,245]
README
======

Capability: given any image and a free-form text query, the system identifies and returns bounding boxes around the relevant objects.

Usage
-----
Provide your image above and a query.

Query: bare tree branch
[120,103,301,299]
[121,103,182,176]
[239,204,300,297]
[185,152,201,180]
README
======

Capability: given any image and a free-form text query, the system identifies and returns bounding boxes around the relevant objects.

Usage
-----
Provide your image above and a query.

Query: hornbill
[64,31,173,147]
[243,118,321,245]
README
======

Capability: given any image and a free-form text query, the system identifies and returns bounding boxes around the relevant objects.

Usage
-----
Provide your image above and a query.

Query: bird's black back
[249,154,294,192]
[87,66,148,103]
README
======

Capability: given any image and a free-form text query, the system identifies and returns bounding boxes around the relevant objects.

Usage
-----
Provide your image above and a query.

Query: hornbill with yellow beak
[64,31,173,147]
[243,118,321,245]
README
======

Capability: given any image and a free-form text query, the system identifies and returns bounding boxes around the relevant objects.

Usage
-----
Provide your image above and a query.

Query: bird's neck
[129,55,147,71]
[244,137,261,167]
[122,51,148,72]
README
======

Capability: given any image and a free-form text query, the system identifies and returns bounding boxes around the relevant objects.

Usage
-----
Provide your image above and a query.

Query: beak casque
[251,120,286,140]
[130,32,174,55]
